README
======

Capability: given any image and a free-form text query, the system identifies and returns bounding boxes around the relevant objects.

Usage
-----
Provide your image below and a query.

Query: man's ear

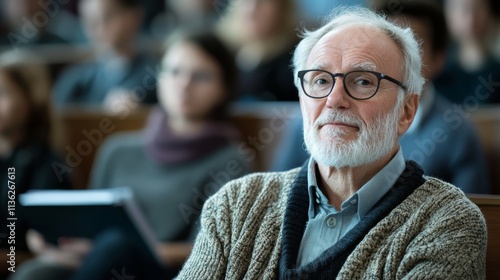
[397,94,419,136]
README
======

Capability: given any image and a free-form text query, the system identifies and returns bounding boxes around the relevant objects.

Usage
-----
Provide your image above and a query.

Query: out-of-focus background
[0,0,499,279]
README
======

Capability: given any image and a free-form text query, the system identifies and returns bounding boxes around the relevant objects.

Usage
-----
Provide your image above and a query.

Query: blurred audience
[11,30,249,280]
[0,0,68,49]
[434,0,500,104]
[272,0,491,194]
[52,0,158,109]
[0,51,71,258]
[218,0,299,101]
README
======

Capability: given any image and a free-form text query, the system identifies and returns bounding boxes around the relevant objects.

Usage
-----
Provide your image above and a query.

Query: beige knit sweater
[176,168,487,279]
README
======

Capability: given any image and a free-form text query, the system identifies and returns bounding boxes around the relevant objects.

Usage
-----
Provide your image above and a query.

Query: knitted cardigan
[176,161,487,279]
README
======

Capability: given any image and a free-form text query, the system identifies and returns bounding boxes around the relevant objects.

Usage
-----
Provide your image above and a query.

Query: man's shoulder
[209,168,302,209]
[414,177,485,220]
[221,168,301,194]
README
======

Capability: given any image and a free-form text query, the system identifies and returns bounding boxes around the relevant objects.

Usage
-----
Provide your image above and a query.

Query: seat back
[468,194,500,279]
[470,106,500,194]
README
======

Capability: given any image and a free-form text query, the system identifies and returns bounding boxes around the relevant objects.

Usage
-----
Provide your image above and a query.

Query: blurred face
[445,0,492,42]
[79,0,141,50]
[235,0,284,40]
[158,42,226,121]
[0,71,30,137]
[300,25,417,168]
[167,0,215,18]
[2,0,42,28]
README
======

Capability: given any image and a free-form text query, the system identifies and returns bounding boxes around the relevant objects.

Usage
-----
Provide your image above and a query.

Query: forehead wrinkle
[305,25,403,78]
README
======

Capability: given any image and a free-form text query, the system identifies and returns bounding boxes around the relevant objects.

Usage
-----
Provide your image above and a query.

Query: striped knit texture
[176,167,487,279]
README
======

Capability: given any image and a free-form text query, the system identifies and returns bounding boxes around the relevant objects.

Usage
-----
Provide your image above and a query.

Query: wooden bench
[467,195,500,279]
[470,106,500,194]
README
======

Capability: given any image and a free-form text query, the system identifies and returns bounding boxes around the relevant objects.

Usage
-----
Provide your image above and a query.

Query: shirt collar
[306,147,406,219]
[407,83,435,134]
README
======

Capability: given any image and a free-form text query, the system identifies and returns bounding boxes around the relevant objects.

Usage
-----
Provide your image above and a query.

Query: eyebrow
[350,62,377,72]
[310,63,327,70]
[308,62,377,72]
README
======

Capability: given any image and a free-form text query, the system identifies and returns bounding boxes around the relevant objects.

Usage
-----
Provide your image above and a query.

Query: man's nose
[325,79,351,110]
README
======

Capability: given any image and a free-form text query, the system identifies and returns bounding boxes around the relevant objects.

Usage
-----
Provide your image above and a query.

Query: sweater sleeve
[396,191,487,279]
[175,185,233,279]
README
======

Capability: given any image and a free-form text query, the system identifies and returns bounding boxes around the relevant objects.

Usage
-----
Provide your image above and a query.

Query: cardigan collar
[279,160,425,279]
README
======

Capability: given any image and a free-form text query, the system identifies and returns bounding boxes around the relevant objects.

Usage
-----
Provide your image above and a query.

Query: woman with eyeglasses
[11,31,249,280]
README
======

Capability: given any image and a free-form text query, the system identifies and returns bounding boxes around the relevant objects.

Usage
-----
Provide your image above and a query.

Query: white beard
[303,104,401,168]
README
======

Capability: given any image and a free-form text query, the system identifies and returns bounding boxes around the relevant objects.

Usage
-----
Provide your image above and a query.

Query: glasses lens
[345,72,379,99]
[302,70,334,98]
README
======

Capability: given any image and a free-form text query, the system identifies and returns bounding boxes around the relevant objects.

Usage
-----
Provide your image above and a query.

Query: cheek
[158,79,180,112]
[190,82,224,112]
[300,98,324,127]
[0,95,28,131]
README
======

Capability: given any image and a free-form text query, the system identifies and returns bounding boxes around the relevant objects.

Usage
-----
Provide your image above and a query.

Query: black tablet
[19,187,162,265]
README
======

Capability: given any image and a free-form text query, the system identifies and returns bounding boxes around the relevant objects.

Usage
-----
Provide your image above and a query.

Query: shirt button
[351,199,357,204]
[326,217,337,228]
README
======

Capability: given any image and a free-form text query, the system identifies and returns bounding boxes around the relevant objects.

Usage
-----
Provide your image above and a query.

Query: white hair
[292,6,424,97]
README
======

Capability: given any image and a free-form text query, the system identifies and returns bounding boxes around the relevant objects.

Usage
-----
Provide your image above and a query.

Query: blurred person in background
[378,0,491,193]
[295,0,365,28]
[491,0,500,60]
[52,0,158,109]
[218,0,299,101]
[11,30,249,280]
[0,51,71,278]
[0,0,68,49]
[434,0,500,104]
[149,0,227,40]
[272,0,491,194]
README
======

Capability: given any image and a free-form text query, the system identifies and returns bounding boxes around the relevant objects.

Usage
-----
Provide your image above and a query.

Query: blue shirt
[296,148,406,266]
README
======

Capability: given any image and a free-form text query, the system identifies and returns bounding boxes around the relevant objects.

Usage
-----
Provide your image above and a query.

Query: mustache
[313,110,363,128]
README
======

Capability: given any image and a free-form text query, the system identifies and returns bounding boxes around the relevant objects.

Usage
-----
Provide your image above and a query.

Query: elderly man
[176,7,486,279]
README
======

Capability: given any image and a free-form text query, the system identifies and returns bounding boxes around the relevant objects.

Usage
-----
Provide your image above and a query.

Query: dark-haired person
[217,0,299,101]
[0,0,68,48]
[52,0,157,108]
[0,52,71,279]
[11,31,249,280]
[434,0,500,104]
[376,0,491,193]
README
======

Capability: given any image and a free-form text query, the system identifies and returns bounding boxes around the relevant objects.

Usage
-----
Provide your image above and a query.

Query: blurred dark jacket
[53,53,158,106]
[0,141,72,250]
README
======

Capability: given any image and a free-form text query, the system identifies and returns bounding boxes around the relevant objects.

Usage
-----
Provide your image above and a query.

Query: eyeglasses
[160,67,215,83]
[297,69,407,100]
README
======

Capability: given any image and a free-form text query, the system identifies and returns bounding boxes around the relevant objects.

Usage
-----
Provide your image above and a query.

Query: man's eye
[315,78,329,85]
[356,79,373,86]
[168,68,180,76]
[193,72,213,82]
